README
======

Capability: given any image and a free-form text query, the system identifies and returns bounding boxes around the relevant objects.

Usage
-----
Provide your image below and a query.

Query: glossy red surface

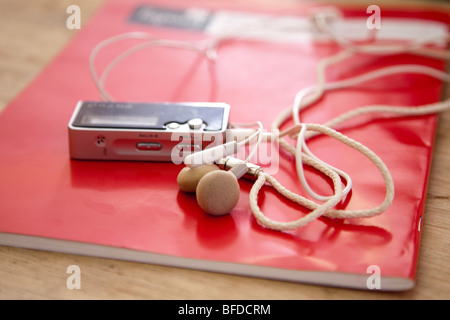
[0,0,447,288]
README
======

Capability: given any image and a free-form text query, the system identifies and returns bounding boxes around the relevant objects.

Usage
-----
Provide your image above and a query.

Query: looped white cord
[250,123,394,231]
[292,78,353,202]
[89,32,218,101]
[296,123,352,202]
[248,9,450,231]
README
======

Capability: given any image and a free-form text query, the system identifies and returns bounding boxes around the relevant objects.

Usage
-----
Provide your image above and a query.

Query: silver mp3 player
[68,101,230,162]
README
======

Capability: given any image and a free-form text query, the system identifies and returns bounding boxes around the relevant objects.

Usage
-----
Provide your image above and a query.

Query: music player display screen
[81,114,159,127]
[71,101,226,130]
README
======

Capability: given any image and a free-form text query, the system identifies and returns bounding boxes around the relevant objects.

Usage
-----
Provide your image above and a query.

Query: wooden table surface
[0,0,449,300]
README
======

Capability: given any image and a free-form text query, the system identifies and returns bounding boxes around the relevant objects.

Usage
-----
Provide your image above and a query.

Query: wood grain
[0,0,449,300]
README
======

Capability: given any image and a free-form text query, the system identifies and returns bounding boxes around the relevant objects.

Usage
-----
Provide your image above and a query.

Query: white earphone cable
[250,10,450,231]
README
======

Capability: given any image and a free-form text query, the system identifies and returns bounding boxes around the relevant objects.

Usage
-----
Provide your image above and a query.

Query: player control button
[136,142,162,151]
[166,122,180,130]
[188,118,203,130]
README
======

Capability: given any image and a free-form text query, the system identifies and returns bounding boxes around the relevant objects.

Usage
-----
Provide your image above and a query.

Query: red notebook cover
[0,0,448,290]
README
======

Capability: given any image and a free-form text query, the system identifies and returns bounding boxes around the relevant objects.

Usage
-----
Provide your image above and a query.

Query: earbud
[177,164,220,193]
[177,158,249,216]
[196,170,240,216]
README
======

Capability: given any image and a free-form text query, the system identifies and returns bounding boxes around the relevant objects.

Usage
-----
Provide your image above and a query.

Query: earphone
[175,119,264,215]
[177,159,248,216]
[176,126,259,216]
[89,7,450,230]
